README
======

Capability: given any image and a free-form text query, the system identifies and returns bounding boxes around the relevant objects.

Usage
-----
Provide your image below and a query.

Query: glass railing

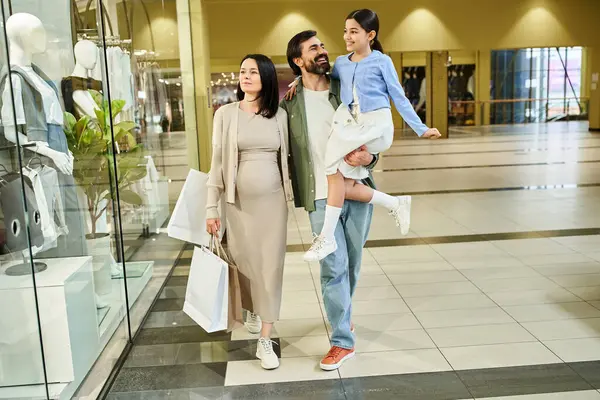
[449,97,589,126]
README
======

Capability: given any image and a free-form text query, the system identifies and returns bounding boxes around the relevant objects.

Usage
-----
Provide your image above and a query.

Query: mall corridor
[107,122,600,399]
[2,0,600,399]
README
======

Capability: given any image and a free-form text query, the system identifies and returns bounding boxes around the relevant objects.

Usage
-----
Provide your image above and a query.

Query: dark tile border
[223,379,346,400]
[287,227,600,252]
[135,326,231,346]
[124,339,282,367]
[457,363,594,398]
[152,298,185,312]
[343,372,471,400]
[391,134,599,148]
[110,363,227,392]
[381,160,600,172]
[385,145,600,158]
[389,182,600,196]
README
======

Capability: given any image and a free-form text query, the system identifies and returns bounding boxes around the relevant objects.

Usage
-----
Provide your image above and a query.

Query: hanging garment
[22,167,55,246]
[35,124,87,258]
[22,165,69,253]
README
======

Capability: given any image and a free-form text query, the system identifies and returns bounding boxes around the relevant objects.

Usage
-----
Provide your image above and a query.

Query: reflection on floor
[108,122,600,399]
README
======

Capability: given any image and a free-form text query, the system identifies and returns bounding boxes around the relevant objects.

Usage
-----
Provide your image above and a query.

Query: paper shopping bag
[212,239,250,332]
[182,246,228,333]
[167,169,225,247]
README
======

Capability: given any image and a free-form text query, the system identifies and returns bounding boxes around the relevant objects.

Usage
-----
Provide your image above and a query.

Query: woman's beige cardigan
[206,102,294,219]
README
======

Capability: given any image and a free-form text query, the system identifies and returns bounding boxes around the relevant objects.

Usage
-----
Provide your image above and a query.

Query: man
[280,30,378,371]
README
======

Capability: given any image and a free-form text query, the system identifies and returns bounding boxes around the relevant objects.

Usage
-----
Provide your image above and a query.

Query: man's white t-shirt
[303,88,335,201]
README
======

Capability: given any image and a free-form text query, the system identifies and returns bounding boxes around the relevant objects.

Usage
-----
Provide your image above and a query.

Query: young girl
[303,9,441,262]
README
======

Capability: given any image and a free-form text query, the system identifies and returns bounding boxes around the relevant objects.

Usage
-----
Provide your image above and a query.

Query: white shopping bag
[183,246,229,333]
[167,169,225,247]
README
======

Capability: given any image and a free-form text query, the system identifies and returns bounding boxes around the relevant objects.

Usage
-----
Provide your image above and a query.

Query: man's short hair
[286,30,317,76]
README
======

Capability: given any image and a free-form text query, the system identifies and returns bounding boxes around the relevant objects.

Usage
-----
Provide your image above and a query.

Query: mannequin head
[74,40,98,70]
[6,13,47,55]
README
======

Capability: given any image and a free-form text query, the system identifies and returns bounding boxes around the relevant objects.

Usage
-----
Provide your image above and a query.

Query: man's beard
[305,55,330,75]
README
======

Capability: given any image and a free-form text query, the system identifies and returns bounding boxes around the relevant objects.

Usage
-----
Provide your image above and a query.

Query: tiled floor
[108,122,600,399]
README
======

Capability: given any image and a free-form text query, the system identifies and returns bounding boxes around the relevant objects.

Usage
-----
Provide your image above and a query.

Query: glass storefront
[490,46,587,124]
[0,0,194,398]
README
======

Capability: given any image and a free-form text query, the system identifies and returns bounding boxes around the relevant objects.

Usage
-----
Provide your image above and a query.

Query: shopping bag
[212,238,251,332]
[167,169,225,247]
[182,245,229,333]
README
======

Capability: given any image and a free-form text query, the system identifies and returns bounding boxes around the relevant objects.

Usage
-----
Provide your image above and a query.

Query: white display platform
[0,260,153,400]
[0,257,97,388]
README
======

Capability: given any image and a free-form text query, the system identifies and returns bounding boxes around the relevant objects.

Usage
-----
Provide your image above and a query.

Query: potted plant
[64,90,147,297]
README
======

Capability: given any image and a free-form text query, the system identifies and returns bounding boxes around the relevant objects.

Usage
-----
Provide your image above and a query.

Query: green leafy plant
[64,90,147,238]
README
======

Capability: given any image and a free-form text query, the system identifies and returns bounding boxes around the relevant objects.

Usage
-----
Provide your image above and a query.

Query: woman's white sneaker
[256,337,279,370]
[245,312,262,334]
[389,196,412,235]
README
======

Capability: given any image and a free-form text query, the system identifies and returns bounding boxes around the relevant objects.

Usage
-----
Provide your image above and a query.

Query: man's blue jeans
[308,199,373,349]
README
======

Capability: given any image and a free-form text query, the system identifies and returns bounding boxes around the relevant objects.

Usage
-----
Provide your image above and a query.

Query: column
[476,50,491,126]
[177,0,200,169]
[388,51,404,139]
[589,47,600,132]
[189,0,214,172]
[426,51,449,138]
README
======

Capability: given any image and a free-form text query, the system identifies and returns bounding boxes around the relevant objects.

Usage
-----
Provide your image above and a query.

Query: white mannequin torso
[1,13,73,175]
[70,40,100,119]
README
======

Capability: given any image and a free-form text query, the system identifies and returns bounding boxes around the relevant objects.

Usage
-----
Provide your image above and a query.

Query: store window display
[0,0,194,397]
[448,64,476,126]
[1,13,88,259]
[401,66,426,123]
[0,9,134,400]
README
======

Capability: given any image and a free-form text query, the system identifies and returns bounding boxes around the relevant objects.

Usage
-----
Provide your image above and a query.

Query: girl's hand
[422,128,441,139]
[206,218,221,236]
[284,78,300,100]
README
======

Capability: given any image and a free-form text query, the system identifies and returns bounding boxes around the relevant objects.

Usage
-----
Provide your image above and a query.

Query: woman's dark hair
[236,54,279,119]
[287,30,317,76]
[346,9,383,53]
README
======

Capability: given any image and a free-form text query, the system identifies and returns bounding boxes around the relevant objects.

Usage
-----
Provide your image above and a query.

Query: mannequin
[61,40,123,279]
[0,13,102,302]
[1,13,72,175]
[61,40,102,119]
[415,78,426,114]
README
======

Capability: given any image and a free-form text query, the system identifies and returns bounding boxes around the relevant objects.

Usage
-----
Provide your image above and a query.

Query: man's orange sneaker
[319,346,355,371]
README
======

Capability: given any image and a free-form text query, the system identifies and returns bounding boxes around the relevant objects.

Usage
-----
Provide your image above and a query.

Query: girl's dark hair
[236,54,279,119]
[346,9,383,53]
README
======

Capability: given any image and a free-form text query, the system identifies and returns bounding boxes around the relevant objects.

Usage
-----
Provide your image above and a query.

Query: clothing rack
[77,32,132,48]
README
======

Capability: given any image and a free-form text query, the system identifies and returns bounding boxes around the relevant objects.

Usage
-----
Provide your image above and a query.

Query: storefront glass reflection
[0,0,192,398]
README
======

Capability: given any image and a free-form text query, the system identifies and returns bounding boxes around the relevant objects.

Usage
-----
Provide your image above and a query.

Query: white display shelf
[0,257,96,391]
[0,260,153,400]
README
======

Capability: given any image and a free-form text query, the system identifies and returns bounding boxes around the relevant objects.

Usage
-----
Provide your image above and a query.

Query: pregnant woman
[205,54,293,370]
